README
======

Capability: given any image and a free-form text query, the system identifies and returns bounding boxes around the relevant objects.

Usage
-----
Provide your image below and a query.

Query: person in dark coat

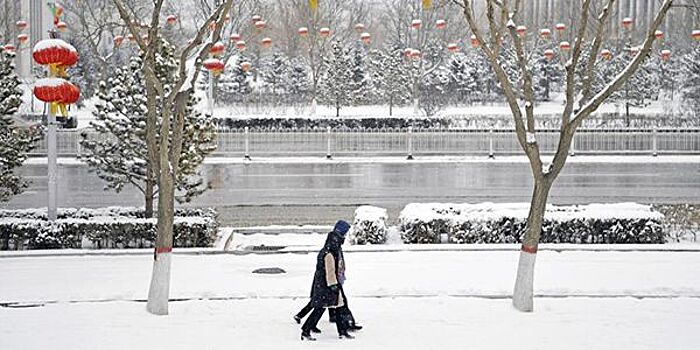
[300,220,357,341]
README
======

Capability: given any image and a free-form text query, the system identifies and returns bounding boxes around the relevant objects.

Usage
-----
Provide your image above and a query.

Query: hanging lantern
[354,23,365,33]
[17,34,29,45]
[235,40,246,50]
[629,46,641,55]
[3,44,16,53]
[56,21,68,32]
[127,34,135,42]
[436,20,447,30]
[298,27,309,36]
[447,43,458,52]
[240,61,252,72]
[660,49,671,61]
[601,49,612,60]
[410,49,421,59]
[555,23,566,33]
[261,37,273,48]
[516,25,527,37]
[360,32,371,44]
[142,34,149,44]
[203,58,225,76]
[544,49,555,60]
[230,33,241,42]
[692,30,700,41]
[166,15,178,25]
[16,21,28,31]
[252,15,262,23]
[622,17,633,29]
[33,78,80,117]
[559,41,571,52]
[539,28,551,38]
[319,27,331,37]
[210,41,225,56]
[31,39,81,69]
[411,20,422,30]
[654,30,664,40]
[113,35,124,47]
[403,48,412,57]
[255,20,266,30]
[470,34,480,48]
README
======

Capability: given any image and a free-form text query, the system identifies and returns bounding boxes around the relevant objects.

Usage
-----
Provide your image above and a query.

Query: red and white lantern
[230,33,241,42]
[113,35,124,47]
[403,48,412,57]
[203,58,225,76]
[298,27,309,36]
[692,30,700,41]
[447,43,458,52]
[127,34,135,42]
[261,37,273,48]
[622,17,633,29]
[16,21,28,31]
[601,49,612,60]
[235,40,246,50]
[32,39,79,68]
[436,20,447,30]
[539,28,551,38]
[654,30,664,40]
[516,25,527,37]
[56,21,68,32]
[210,41,225,56]
[33,78,80,105]
[252,15,262,23]
[254,20,266,30]
[555,23,566,33]
[166,15,178,25]
[544,49,555,60]
[360,32,371,44]
[3,44,16,53]
[559,41,571,52]
[660,49,671,61]
[411,19,422,30]
[17,34,29,45]
[240,61,252,72]
[629,46,640,55]
[409,49,421,59]
[354,23,365,32]
[470,34,480,48]
[319,27,331,37]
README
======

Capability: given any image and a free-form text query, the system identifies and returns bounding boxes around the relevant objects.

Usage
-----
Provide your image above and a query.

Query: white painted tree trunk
[512,249,537,312]
[146,252,171,315]
[310,98,317,116]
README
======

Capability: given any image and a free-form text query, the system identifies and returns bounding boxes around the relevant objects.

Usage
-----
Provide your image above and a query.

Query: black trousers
[302,307,347,335]
[296,288,354,324]
[296,301,340,321]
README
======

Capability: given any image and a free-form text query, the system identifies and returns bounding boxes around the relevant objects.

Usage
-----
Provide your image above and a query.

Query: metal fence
[30,127,700,158]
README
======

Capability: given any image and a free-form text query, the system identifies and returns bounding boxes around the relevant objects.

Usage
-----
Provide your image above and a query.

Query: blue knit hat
[333,220,351,236]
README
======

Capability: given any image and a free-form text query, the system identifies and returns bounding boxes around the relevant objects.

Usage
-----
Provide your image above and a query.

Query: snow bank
[350,206,388,245]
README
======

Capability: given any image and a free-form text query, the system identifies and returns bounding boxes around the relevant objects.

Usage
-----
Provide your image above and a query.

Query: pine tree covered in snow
[447,52,482,104]
[368,48,411,115]
[318,41,354,117]
[602,48,659,119]
[79,39,217,217]
[419,64,451,117]
[0,51,42,202]
[217,56,253,104]
[531,50,564,101]
[349,46,372,105]
[286,57,311,104]
[680,45,700,115]
[259,51,290,103]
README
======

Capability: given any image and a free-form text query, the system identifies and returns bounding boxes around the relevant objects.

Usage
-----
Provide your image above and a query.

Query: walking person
[300,220,356,341]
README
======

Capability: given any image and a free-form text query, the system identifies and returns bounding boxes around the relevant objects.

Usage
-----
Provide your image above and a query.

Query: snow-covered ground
[1,249,699,349]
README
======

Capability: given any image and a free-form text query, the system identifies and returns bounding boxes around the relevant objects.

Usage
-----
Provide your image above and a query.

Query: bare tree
[111,0,234,315]
[457,0,673,312]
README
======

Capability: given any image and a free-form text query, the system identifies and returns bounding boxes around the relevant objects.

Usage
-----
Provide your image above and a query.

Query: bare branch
[561,0,593,127]
[579,0,616,107]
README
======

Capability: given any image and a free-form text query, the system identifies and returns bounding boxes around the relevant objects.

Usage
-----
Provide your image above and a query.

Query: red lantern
[252,15,262,23]
[555,23,566,33]
[539,28,551,38]
[261,37,273,48]
[601,49,612,60]
[33,40,80,68]
[298,27,309,36]
[203,58,225,76]
[660,49,671,61]
[470,34,480,48]
[319,27,331,37]
[17,34,29,45]
[447,43,458,52]
[166,15,178,25]
[559,41,571,51]
[544,49,554,60]
[411,20,422,30]
[56,22,68,32]
[516,25,527,37]
[127,34,135,42]
[354,23,365,32]
[622,17,633,29]
[403,48,412,57]
[3,44,16,53]
[210,41,225,56]
[16,21,28,31]
[235,40,246,50]
[692,30,700,41]
[255,20,266,30]
[230,33,241,42]
[654,30,664,40]
[33,78,80,105]
[114,35,124,47]
[436,20,446,30]
[410,49,421,59]
[240,61,252,72]
[360,32,371,44]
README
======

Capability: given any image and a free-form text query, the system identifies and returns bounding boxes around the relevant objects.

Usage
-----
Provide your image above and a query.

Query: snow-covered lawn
[1,250,699,349]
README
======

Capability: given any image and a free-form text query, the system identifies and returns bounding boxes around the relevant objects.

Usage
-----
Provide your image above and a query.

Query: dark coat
[309,232,345,308]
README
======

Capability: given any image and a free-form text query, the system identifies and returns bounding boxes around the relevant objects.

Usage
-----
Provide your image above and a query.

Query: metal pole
[407,126,414,160]
[569,132,576,156]
[326,126,332,159]
[47,109,57,221]
[208,72,214,117]
[244,127,251,160]
[488,128,495,159]
[652,126,658,157]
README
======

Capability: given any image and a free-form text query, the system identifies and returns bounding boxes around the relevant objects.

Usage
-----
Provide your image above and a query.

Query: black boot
[348,324,363,331]
[338,331,355,339]
[310,327,322,333]
[293,315,301,324]
[301,331,317,341]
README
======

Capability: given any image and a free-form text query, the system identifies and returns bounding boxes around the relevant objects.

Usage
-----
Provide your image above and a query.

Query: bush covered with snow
[0,207,218,250]
[399,203,664,244]
[350,206,388,245]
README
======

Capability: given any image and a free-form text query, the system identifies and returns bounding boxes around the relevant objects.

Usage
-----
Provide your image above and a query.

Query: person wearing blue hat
[299,220,361,341]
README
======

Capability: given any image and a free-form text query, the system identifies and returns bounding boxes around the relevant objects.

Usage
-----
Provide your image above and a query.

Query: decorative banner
[310,0,318,11]
[423,0,432,9]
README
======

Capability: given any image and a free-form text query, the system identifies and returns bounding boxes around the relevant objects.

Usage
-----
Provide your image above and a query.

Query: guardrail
[29,127,700,158]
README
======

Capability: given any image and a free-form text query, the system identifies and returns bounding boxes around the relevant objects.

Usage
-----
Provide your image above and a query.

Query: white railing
[29,128,700,158]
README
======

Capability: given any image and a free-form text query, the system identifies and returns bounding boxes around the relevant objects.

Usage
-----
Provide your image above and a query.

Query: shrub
[350,206,388,245]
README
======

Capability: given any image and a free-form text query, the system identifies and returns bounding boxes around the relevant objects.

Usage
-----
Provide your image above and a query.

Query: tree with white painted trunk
[456,0,674,312]
[111,0,234,315]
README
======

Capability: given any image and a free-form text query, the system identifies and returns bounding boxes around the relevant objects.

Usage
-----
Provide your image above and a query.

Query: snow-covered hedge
[350,206,388,245]
[399,203,664,244]
[0,207,218,250]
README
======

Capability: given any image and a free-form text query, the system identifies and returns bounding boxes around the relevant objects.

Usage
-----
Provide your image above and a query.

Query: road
[6,157,700,225]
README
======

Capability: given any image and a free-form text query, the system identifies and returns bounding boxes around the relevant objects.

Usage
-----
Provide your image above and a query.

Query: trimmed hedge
[399,203,665,244]
[0,207,218,250]
[350,206,388,245]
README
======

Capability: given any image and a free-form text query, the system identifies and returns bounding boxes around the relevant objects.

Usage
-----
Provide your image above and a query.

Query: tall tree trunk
[512,178,551,312]
[144,177,155,219]
[146,168,175,315]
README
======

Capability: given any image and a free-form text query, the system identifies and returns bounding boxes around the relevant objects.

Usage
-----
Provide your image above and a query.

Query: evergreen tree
[286,57,311,105]
[318,41,354,117]
[217,56,253,104]
[368,48,411,115]
[259,51,291,104]
[419,64,451,117]
[0,51,42,202]
[79,39,217,217]
[680,45,700,115]
[447,52,482,104]
[349,46,372,105]
[531,48,564,101]
[602,49,659,120]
